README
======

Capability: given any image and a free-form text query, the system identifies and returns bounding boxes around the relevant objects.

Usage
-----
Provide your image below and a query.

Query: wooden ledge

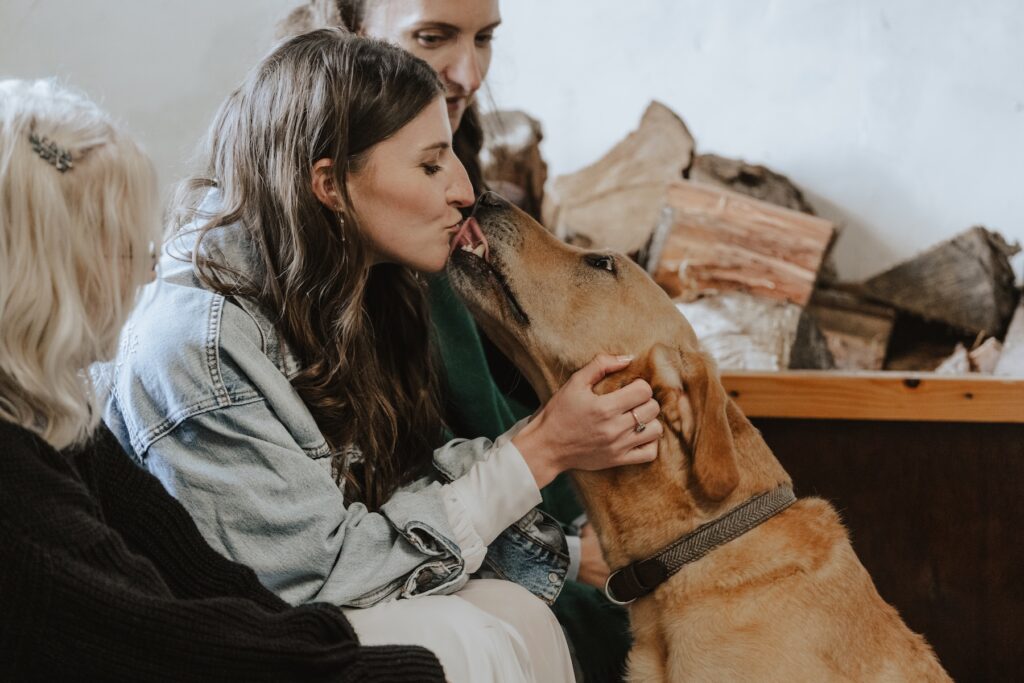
[720,371,1024,423]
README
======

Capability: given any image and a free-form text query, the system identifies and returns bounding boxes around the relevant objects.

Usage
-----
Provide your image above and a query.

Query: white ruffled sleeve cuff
[440,420,541,573]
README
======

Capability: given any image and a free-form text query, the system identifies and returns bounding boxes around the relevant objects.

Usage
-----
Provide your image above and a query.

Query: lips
[449,216,489,260]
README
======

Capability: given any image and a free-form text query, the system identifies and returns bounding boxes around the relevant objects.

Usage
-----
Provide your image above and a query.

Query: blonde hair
[0,79,160,449]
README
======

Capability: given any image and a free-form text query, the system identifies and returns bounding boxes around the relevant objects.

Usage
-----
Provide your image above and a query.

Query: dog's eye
[584,254,617,274]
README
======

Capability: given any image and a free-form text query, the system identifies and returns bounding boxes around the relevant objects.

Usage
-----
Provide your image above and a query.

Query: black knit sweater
[0,420,446,682]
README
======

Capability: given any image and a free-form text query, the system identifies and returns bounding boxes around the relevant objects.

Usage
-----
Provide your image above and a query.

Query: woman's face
[361,0,501,131]
[347,96,474,273]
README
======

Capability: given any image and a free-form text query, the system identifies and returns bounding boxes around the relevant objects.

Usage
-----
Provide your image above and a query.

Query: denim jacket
[95,202,567,608]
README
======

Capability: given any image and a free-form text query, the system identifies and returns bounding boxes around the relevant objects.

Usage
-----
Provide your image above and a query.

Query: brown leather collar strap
[604,485,797,605]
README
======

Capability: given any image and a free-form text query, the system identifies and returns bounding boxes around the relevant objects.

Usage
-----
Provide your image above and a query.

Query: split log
[970,338,1003,374]
[995,297,1024,376]
[676,292,832,371]
[541,101,695,254]
[934,338,1003,375]
[789,310,836,370]
[935,344,972,375]
[689,153,840,287]
[883,315,975,372]
[860,227,1020,336]
[806,287,896,371]
[677,294,800,371]
[690,153,816,215]
[480,110,548,221]
[652,180,837,307]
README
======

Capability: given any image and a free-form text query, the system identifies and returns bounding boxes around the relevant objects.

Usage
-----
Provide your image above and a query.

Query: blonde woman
[0,78,445,681]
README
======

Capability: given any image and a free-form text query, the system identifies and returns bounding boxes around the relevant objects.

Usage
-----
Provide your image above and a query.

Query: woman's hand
[577,523,612,589]
[511,354,662,489]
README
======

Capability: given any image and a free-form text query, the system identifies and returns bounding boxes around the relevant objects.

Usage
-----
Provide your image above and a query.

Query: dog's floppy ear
[649,344,740,501]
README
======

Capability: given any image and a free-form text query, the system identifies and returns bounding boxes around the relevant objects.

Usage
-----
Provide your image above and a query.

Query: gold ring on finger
[630,409,646,433]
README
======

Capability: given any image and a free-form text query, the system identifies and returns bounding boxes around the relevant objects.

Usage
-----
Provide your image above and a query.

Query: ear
[648,344,740,501]
[311,158,343,210]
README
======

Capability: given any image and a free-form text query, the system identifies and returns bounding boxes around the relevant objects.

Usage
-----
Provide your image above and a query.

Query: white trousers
[344,578,575,683]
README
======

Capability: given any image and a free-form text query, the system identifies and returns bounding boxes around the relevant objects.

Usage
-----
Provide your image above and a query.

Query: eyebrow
[411,20,502,34]
[421,142,451,153]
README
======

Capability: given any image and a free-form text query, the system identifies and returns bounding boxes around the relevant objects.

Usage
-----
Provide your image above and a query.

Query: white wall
[0,0,290,193]
[488,0,1024,280]
[3,0,1022,281]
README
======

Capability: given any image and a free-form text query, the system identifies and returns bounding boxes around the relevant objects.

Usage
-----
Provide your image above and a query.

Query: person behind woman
[281,0,493,191]
[101,29,659,682]
[279,2,637,680]
[0,78,445,681]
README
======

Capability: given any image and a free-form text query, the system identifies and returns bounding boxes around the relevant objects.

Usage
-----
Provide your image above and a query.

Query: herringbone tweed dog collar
[605,485,797,605]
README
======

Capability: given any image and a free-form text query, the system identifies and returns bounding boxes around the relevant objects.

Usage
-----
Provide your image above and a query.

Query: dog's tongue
[449,216,489,260]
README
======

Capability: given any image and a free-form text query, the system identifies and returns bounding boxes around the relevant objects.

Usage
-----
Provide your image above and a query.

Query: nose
[475,191,511,211]
[448,159,475,209]
[445,42,484,95]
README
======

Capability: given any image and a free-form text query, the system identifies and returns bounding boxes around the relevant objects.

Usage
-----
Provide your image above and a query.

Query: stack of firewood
[481,102,1023,375]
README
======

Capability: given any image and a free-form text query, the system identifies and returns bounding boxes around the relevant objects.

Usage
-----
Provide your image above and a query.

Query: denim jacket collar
[165,191,301,380]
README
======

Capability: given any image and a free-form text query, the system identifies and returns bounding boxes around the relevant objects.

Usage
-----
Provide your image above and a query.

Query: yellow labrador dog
[447,193,950,682]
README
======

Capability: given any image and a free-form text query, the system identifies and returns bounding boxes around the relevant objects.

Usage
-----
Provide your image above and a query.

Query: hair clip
[28,132,74,172]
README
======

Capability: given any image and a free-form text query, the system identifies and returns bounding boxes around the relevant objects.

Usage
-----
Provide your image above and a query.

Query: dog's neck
[473,319,562,404]
[571,402,791,571]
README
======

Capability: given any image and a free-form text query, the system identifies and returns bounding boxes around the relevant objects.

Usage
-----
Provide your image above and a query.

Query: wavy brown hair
[173,29,447,510]
[279,0,487,193]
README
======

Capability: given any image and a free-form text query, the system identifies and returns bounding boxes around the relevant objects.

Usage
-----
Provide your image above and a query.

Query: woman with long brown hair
[102,29,659,681]
[280,2,637,680]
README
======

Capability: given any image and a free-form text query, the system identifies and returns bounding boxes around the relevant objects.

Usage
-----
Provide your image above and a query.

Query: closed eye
[414,30,453,48]
[584,253,617,274]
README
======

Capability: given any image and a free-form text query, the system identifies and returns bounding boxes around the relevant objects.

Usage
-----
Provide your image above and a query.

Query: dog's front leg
[625,643,667,683]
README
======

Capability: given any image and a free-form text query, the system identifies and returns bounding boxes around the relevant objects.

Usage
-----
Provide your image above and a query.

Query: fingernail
[616,354,634,363]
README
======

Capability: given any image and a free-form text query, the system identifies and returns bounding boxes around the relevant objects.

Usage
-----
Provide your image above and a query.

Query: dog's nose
[476,191,511,210]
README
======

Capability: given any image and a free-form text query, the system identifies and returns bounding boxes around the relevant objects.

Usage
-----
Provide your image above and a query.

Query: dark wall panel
[753,418,1024,683]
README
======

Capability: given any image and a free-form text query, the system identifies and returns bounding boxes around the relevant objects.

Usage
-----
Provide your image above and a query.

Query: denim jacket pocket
[483,508,568,605]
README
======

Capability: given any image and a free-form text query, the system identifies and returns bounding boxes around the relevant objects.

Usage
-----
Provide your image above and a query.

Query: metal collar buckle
[604,570,637,606]
[604,560,666,605]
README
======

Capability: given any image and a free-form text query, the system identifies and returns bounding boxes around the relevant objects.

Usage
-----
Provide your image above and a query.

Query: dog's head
[448,193,742,503]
